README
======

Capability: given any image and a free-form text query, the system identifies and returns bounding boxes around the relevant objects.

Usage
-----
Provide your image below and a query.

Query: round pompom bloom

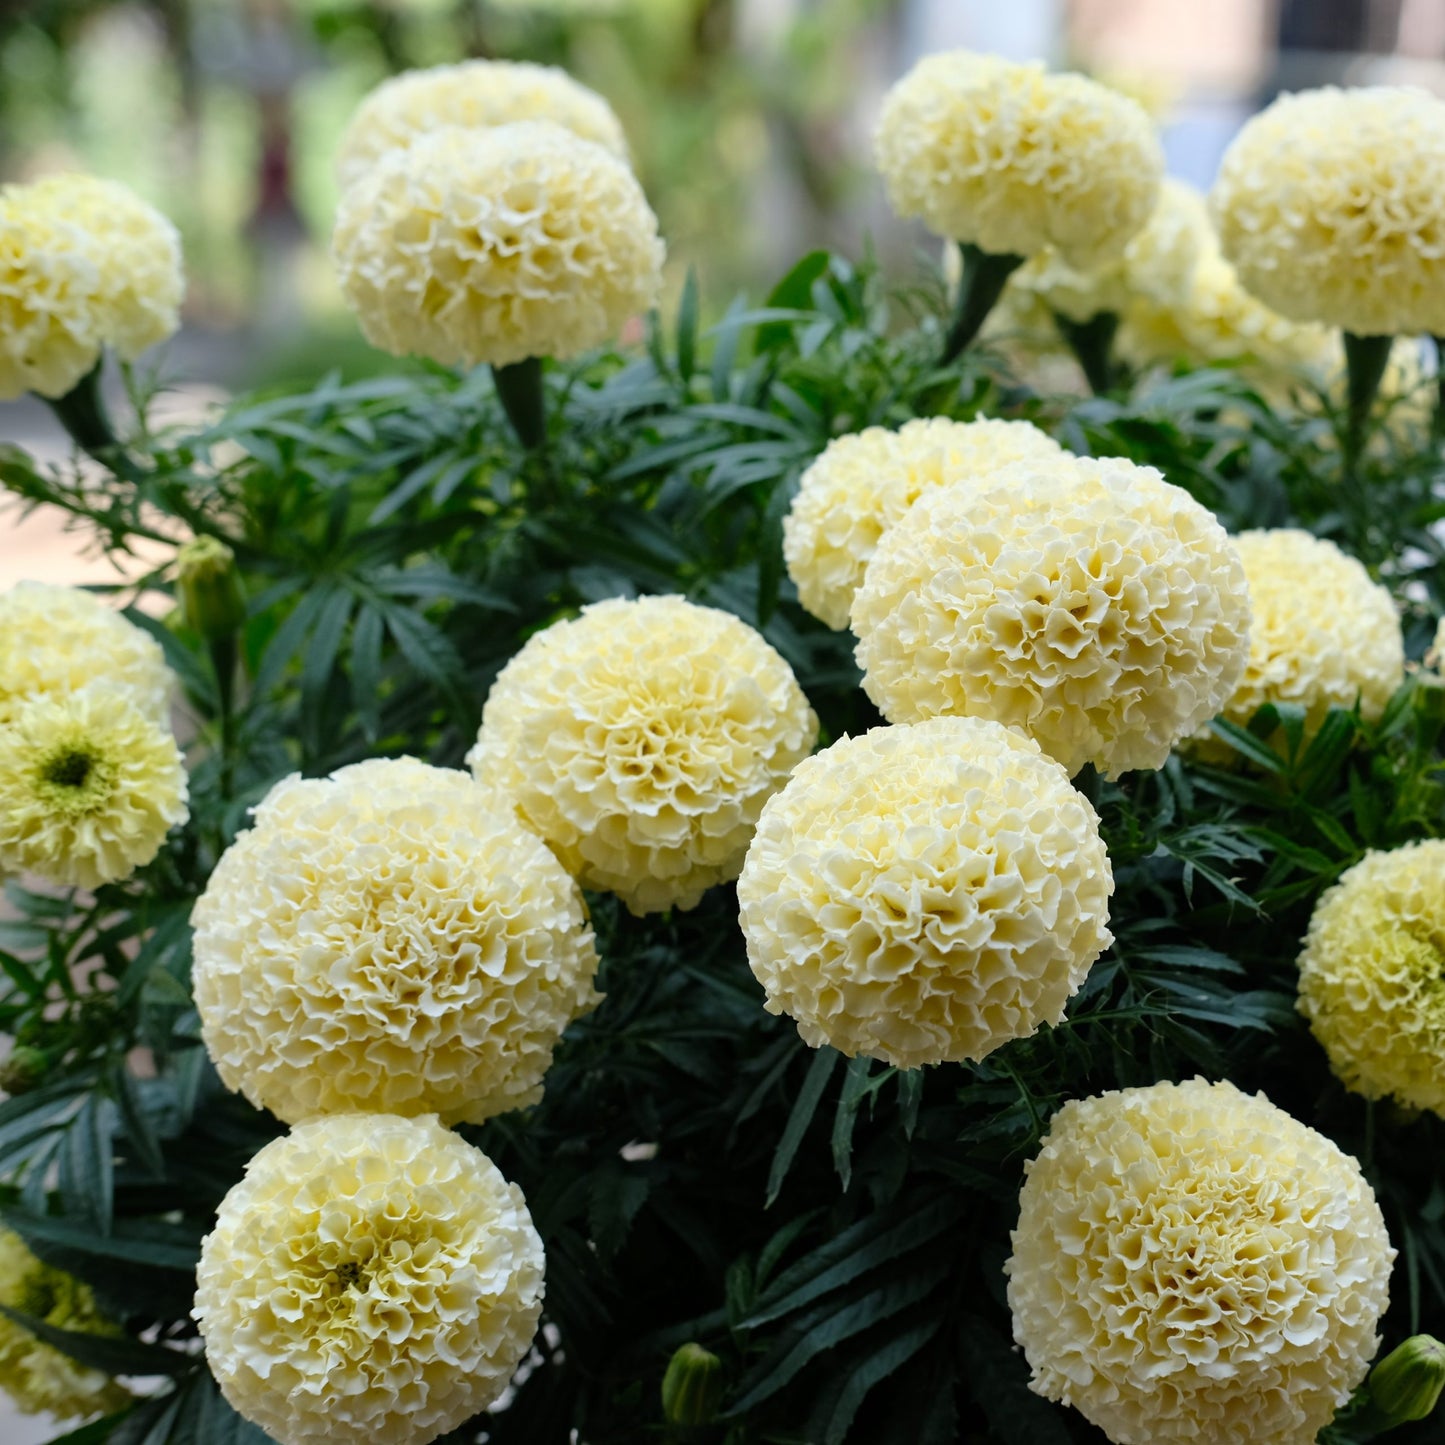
[737,717,1113,1068]
[1207,530,1402,748]
[783,417,1065,630]
[0,581,174,724]
[333,120,664,369]
[469,596,818,915]
[1297,841,1445,1115]
[194,1113,544,1445]
[0,1227,128,1421]
[851,455,1250,777]
[337,59,628,191]
[0,175,182,400]
[1211,86,1445,336]
[0,686,188,889]
[875,52,1164,270]
[1010,177,1210,324]
[1006,1078,1394,1445]
[191,758,599,1125]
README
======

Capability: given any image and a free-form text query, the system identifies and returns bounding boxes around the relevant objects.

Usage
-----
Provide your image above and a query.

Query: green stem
[1340,332,1393,558]
[1052,309,1120,395]
[940,242,1025,365]
[38,356,148,483]
[210,634,237,802]
[1433,336,1445,443]
[491,358,547,451]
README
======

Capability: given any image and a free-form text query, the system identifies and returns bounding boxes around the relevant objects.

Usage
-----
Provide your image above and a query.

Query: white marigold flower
[469,596,818,915]
[0,686,188,889]
[0,1227,129,1422]
[783,417,1064,630]
[0,581,174,725]
[333,120,664,369]
[194,1114,545,1445]
[851,455,1250,777]
[875,52,1163,270]
[191,757,599,1125]
[1007,1078,1395,1445]
[1297,841,1445,1116]
[1010,178,1211,324]
[1211,86,1445,336]
[737,717,1113,1068]
[1199,530,1402,755]
[0,175,182,400]
[336,59,629,191]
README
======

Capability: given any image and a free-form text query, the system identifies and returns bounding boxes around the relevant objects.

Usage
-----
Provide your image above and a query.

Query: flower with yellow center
[783,417,1064,630]
[333,120,664,369]
[337,59,629,190]
[738,717,1113,1068]
[1297,841,1445,1116]
[0,1227,128,1421]
[194,1113,545,1445]
[1007,1077,1394,1445]
[875,52,1163,270]
[191,757,599,1125]
[471,596,818,914]
[0,686,188,889]
[851,454,1250,777]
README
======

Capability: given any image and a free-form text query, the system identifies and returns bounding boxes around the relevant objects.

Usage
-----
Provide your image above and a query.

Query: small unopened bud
[1369,1334,1445,1425]
[0,1046,50,1096]
[176,536,245,642]
[661,1343,723,1428]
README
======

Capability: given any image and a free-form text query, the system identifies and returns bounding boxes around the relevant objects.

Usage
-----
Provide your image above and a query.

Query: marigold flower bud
[1368,1335,1445,1425]
[175,536,245,643]
[661,1344,724,1427]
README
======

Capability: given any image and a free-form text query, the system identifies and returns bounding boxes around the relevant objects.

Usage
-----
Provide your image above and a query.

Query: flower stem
[940,242,1024,365]
[39,356,148,483]
[492,358,547,451]
[1340,332,1393,557]
[210,634,238,802]
[1052,310,1120,395]
[1433,335,1445,443]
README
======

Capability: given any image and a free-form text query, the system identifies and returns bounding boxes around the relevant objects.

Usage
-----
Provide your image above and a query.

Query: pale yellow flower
[194,1114,545,1445]
[738,717,1113,1068]
[1007,1078,1394,1445]
[191,757,599,1125]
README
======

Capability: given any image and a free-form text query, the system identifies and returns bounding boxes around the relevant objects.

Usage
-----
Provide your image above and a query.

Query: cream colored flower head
[0,174,182,400]
[337,59,629,191]
[470,596,818,914]
[1297,841,1445,1115]
[738,717,1113,1069]
[1211,86,1445,336]
[875,52,1164,269]
[1011,177,1211,325]
[0,686,188,890]
[333,120,664,369]
[783,417,1065,630]
[194,1114,544,1445]
[1198,530,1402,756]
[0,581,174,725]
[0,1227,128,1421]
[1007,1077,1394,1445]
[192,757,598,1125]
[851,454,1250,777]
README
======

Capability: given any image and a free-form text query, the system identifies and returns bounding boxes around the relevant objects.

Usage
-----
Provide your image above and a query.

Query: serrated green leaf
[766,1048,838,1207]
[0,1304,193,1377]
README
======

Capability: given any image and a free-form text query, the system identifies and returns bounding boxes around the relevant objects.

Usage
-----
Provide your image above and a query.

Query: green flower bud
[1369,1334,1445,1424]
[176,536,245,642]
[0,1046,50,1096]
[661,1343,723,1428]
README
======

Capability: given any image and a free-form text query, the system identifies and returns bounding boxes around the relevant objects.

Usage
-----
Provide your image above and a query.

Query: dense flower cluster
[0,686,188,889]
[333,120,664,369]
[1205,530,1402,749]
[875,52,1162,269]
[737,717,1113,1067]
[337,59,629,189]
[851,454,1250,776]
[192,758,598,1125]
[1007,1078,1394,1445]
[0,1227,128,1421]
[1211,86,1445,336]
[1297,842,1445,1116]
[782,417,1064,629]
[0,173,182,400]
[194,1114,545,1445]
[470,595,817,913]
